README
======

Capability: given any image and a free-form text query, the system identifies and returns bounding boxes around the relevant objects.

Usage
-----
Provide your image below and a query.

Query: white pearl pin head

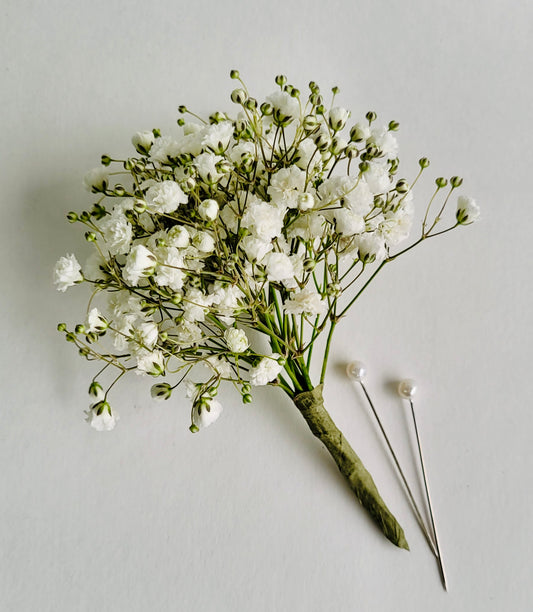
[346,361,367,382]
[398,379,417,400]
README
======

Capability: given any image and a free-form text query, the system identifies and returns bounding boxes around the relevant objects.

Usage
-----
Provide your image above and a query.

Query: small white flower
[136,321,159,350]
[250,353,283,386]
[85,402,119,431]
[263,252,295,283]
[201,121,234,154]
[204,355,234,378]
[136,349,165,376]
[355,233,386,263]
[241,198,284,242]
[132,131,155,154]
[298,192,315,211]
[194,152,224,184]
[240,235,273,262]
[149,136,181,163]
[54,254,83,292]
[329,107,350,131]
[369,126,399,159]
[155,246,186,291]
[224,328,249,353]
[192,397,223,429]
[364,163,392,195]
[83,168,109,193]
[86,308,108,333]
[268,166,306,209]
[333,209,365,236]
[175,320,203,347]
[167,225,190,248]
[456,196,480,224]
[283,289,327,316]
[145,181,188,214]
[266,90,300,123]
[198,198,219,221]
[123,245,156,285]
[100,213,133,256]
[192,230,216,253]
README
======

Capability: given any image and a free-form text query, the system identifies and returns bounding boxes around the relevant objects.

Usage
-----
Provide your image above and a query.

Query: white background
[1,1,532,610]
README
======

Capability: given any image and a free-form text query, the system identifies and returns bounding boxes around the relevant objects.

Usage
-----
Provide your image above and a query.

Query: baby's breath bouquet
[54,71,479,549]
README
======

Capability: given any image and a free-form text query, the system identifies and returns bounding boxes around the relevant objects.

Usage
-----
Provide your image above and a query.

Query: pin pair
[346,361,447,591]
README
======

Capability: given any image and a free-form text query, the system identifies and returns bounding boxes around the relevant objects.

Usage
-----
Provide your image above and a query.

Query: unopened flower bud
[230,88,247,105]
[365,111,377,123]
[133,198,146,213]
[275,74,287,86]
[345,143,359,159]
[303,258,316,272]
[100,154,111,166]
[388,120,400,131]
[260,102,273,116]
[114,184,126,196]
[230,69,240,79]
[189,424,199,433]
[67,211,78,223]
[242,393,253,404]
[85,231,97,242]
[178,105,188,114]
[89,381,104,398]
[276,356,286,366]
[303,114,319,132]
[450,176,463,188]
[359,161,370,173]
[419,157,430,169]
[75,324,85,334]
[395,179,409,193]
[57,323,67,332]
[436,177,448,189]
[151,382,172,400]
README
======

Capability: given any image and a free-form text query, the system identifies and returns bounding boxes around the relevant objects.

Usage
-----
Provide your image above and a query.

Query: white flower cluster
[55,71,478,432]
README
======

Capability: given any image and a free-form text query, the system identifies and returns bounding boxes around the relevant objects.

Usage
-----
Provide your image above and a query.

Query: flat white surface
[1,1,532,610]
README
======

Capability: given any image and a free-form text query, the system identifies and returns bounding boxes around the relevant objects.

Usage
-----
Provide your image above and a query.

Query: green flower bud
[419,157,430,169]
[177,117,185,127]
[436,177,448,189]
[189,424,199,433]
[244,97,258,111]
[89,381,103,398]
[345,143,359,159]
[133,198,146,214]
[388,120,400,131]
[359,161,370,173]
[57,323,67,332]
[75,324,85,334]
[67,211,78,223]
[275,74,287,86]
[85,231,97,242]
[365,111,377,123]
[395,179,409,193]
[303,258,316,272]
[114,184,126,196]
[79,347,90,357]
[101,154,112,166]
[230,69,240,79]
[277,356,286,366]
[450,176,463,188]
[260,102,273,116]
[178,105,188,114]
[242,393,253,404]
[80,211,91,222]
[66,332,76,343]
